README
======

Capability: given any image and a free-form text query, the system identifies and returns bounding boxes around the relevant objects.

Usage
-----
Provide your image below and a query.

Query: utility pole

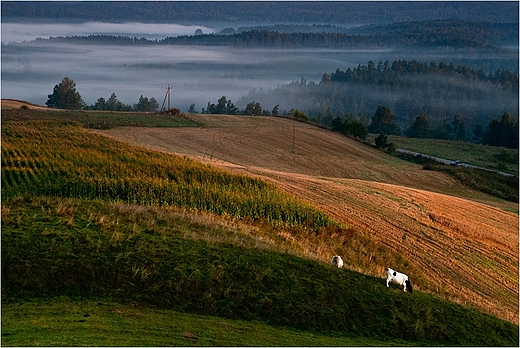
[292,114,295,153]
[160,84,171,112]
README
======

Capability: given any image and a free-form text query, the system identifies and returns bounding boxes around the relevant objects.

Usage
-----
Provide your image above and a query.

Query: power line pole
[292,114,296,153]
[160,84,171,112]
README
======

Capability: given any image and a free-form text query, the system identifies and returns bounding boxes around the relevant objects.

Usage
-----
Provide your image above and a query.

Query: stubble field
[99,114,519,324]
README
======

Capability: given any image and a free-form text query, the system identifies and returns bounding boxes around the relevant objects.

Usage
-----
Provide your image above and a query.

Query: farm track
[99,114,518,324]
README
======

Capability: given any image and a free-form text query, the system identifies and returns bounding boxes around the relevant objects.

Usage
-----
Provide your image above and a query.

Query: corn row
[2,120,333,230]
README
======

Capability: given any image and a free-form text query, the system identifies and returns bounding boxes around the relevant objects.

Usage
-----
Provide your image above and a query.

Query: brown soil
[99,114,518,324]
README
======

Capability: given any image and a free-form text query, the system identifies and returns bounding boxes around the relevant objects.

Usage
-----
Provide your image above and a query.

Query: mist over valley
[1,1,518,129]
[2,3,519,344]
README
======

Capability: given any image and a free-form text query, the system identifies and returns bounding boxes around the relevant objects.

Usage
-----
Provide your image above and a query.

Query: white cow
[331,255,344,268]
[386,268,413,292]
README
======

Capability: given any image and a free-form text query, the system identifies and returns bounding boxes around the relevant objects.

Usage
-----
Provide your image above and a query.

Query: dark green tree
[205,101,213,114]
[331,117,367,140]
[374,131,395,153]
[473,124,484,143]
[374,132,389,149]
[483,112,518,148]
[349,119,368,140]
[291,109,307,120]
[452,113,466,141]
[483,118,501,146]
[331,116,345,133]
[46,77,85,109]
[188,104,197,113]
[244,101,262,115]
[374,132,395,153]
[88,93,132,111]
[430,120,453,140]
[253,102,263,116]
[498,113,518,148]
[134,95,158,112]
[106,93,121,111]
[244,102,255,115]
[216,96,228,114]
[406,113,430,138]
[93,97,107,110]
[369,105,401,135]
[226,99,239,115]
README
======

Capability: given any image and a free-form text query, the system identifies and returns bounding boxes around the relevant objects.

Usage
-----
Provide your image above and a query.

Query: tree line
[44,75,518,149]
[329,105,518,150]
[241,59,518,139]
[199,96,277,116]
[43,20,517,50]
[326,59,518,93]
[198,93,518,149]
[45,77,159,112]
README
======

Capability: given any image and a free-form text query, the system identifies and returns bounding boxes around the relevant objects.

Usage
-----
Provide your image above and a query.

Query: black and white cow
[386,268,413,292]
[331,255,344,268]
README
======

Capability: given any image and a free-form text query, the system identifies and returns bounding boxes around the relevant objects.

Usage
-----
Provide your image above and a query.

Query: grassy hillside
[0,103,200,128]
[99,113,519,325]
[1,298,406,347]
[2,196,517,346]
[1,108,518,345]
[386,135,519,176]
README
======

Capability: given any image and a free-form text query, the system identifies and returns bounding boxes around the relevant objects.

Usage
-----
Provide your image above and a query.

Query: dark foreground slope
[2,196,518,346]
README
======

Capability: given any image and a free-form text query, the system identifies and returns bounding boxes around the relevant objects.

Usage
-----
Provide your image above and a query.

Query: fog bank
[1,22,216,43]
[1,26,518,114]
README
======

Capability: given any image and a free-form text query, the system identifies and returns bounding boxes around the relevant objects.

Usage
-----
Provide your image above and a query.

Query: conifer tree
[46,77,85,110]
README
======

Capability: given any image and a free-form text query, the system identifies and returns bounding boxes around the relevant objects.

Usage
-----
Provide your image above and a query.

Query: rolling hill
[1,105,518,345]
[99,114,519,325]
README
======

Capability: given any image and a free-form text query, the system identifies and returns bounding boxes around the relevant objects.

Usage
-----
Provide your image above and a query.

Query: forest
[43,20,517,51]
[238,58,518,139]
[2,1,518,24]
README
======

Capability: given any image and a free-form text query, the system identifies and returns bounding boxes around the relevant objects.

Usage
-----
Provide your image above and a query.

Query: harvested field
[1,99,57,110]
[100,114,518,324]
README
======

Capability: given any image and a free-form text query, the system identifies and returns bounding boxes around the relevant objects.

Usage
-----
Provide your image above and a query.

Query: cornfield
[2,120,334,230]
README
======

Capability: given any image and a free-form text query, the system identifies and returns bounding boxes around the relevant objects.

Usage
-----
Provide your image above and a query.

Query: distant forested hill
[169,20,518,49]
[2,1,518,24]
[237,59,519,130]
[43,19,518,51]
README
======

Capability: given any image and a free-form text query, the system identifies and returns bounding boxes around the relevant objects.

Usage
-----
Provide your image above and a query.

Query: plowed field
[99,114,519,324]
